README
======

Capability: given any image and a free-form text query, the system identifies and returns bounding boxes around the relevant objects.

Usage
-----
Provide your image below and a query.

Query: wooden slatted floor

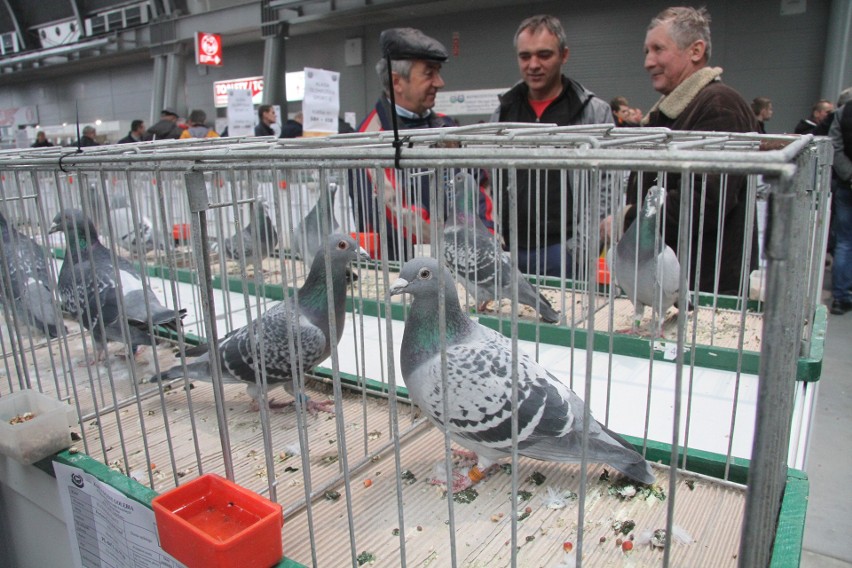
[1,321,748,567]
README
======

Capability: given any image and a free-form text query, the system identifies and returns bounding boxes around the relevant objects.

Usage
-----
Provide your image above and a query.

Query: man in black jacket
[492,15,612,277]
[794,99,834,135]
[118,120,146,144]
[146,109,182,140]
[255,105,278,137]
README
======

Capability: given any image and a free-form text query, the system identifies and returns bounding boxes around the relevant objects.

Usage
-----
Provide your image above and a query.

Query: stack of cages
[0,125,830,567]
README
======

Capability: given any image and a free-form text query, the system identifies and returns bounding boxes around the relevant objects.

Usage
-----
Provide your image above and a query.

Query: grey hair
[375,57,414,93]
[513,14,568,52]
[838,87,852,107]
[648,6,712,62]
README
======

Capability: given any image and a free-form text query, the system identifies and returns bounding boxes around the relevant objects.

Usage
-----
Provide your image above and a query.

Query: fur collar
[642,67,724,124]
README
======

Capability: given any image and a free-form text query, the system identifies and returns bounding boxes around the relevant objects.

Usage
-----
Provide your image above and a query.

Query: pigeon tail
[599,423,656,485]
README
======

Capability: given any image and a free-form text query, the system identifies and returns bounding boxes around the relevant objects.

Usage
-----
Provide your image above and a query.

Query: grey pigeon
[608,185,682,335]
[292,181,340,269]
[0,211,65,338]
[151,233,369,412]
[443,172,559,323]
[49,209,185,363]
[389,257,655,491]
[218,197,278,262]
[106,193,159,254]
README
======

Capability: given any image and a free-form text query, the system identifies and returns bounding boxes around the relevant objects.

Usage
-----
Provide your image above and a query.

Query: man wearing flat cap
[146,108,183,140]
[349,27,494,261]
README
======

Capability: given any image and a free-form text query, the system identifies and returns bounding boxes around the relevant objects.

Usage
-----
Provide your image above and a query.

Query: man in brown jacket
[616,7,760,295]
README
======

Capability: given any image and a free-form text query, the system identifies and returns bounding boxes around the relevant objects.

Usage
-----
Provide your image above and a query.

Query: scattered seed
[364,479,373,488]
[563,541,573,553]
[599,536,606,544]
[616,538,623,547]
[622,541,634,552]
[525,535,535,542]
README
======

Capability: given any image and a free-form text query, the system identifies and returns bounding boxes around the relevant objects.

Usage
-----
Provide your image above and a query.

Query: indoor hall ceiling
[0,0,550,81]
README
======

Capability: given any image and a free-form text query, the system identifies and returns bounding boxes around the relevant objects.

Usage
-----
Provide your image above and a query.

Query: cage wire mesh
[0,125,830,568]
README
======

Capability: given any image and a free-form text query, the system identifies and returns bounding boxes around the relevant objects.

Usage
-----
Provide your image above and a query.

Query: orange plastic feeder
[152,473,283,568]
[173,223,191,242]
[351,232,380,260]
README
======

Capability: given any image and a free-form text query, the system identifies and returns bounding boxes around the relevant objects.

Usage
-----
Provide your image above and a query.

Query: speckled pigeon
[390,257,655,491]
[151,233,369,413]
[608,185,683,334]
[218,196,278,263]
[443,172,559,323]
[49,209,185,363]
[0,211,65,338]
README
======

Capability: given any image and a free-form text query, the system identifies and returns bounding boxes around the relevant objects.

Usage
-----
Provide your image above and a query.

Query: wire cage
[0,125,831,568]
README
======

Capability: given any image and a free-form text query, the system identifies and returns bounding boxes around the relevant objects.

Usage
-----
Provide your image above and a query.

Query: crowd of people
[26,6,851,316]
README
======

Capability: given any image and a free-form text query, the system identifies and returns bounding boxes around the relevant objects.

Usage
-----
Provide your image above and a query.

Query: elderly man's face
[394,60,445,115]
[644,22,703,96]
[516,27,568,100]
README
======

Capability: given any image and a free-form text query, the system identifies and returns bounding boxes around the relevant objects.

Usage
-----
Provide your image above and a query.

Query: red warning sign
[196,32,223,66]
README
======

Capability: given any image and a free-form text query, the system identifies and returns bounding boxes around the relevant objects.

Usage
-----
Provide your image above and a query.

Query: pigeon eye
[336,240,348,250]
[418,267,432,280]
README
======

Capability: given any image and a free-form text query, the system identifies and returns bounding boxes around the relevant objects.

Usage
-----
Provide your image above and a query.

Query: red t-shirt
[529,97,556,119]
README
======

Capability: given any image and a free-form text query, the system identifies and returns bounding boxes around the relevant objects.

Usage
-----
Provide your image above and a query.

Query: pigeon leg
[305,399,335,415]
[430,454,499,491]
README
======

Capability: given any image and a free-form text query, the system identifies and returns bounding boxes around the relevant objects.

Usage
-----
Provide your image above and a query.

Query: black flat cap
[161,108,178,117]
[380,28,447,62]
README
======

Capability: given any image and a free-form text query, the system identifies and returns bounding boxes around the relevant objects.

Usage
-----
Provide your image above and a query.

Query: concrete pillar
[821,0,852,100]
[150,55,167,124]
[262,24,289,118]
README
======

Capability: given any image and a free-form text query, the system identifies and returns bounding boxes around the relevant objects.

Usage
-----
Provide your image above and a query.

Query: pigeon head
[642,185,667,219]
[49,209,100,247]
[447,172,479,220]
[389,256,457,301]
[310,232,370,271]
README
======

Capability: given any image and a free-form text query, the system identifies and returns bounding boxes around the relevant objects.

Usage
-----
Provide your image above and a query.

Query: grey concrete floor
[799,291,852,567]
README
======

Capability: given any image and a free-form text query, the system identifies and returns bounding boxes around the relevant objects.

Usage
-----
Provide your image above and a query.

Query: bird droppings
[526,471,546,485]
[453,487,478,504]
[400,470,417,485]
[367,430,382,441]
[323,490,340,501]
[516,490,533,502]
[612,520,636,535]
[356,551,375,565]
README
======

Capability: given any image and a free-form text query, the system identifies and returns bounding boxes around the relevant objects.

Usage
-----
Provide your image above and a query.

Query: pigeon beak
[48,221,61,234]
[357,246,371,261]
[388,277,409,296]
